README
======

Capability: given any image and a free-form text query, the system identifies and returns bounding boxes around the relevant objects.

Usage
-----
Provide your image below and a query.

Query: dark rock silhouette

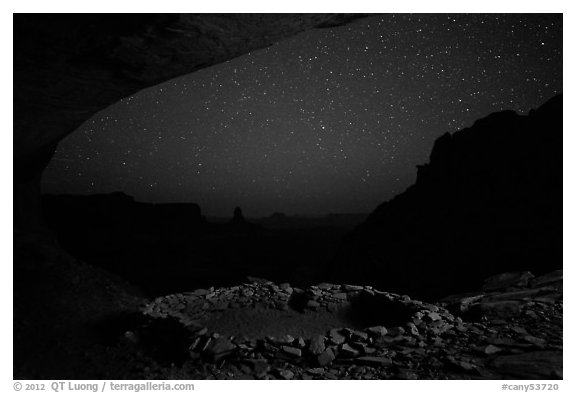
[13,14,562,380]
[226,206,261,233]
[331,95,562,300]
[39,194,348,296]
[271,212,288,220]
[40,193,206,295]
[13,248,146,379]
[255,212,368,230]
[42,192,205,239]
[14,14,369,232]
[231,206,246,224]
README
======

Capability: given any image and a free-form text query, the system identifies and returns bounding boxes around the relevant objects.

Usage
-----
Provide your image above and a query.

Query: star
[43,14,562,217]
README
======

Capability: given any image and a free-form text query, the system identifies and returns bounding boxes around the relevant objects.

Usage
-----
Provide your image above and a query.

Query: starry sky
[42,14,562,217]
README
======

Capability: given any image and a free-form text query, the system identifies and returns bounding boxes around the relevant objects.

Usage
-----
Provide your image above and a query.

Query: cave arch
[14,13,369,230]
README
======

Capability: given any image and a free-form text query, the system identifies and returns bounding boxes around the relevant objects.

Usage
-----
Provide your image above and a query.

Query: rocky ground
[110,270,562,380]
[13,234,562,380]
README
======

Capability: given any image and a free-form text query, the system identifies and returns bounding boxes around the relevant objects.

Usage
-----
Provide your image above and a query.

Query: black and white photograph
[10,4,568,385]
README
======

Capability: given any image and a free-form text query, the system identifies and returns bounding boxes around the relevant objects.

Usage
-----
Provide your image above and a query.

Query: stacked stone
[142,280,462,372]
[143,281,294,326]
[132,270,563,379]
[135,271,562,379]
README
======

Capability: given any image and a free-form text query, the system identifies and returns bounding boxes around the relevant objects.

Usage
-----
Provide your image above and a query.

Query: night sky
[42,14,562,217]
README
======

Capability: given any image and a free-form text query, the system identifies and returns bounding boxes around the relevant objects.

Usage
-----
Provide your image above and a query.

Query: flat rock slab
[491,351,563,379]
[356,356,393,367]
[482,271,535,291]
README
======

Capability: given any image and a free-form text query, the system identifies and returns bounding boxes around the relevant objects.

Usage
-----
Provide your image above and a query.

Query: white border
[4,1,572,391]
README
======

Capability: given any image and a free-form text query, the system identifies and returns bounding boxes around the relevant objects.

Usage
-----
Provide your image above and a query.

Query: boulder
[483,345,502,355]
[317,348,336,366]
[366,326,388,337]
[309,335,326,355]
[329,329,346,345]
